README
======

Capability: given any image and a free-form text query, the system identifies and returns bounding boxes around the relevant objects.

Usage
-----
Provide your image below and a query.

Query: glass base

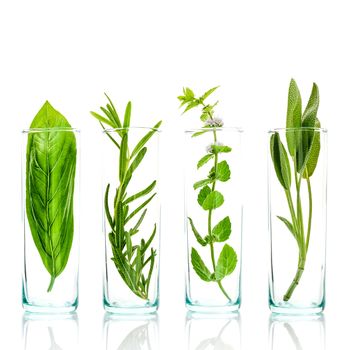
[186,302,240,314]
[104,302,158,315]
[270,302,324,315]
[23,302,77,314]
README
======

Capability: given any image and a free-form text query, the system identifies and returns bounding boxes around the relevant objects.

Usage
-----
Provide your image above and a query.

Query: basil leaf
[26,101,76,292]
[191,248,212,282]
[270,132,291,190]
[215,244,237,281]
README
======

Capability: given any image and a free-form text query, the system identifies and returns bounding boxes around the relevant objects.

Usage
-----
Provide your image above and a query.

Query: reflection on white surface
[103,313,159,350]
[269,314,325,350]
[186,312,241,350]
[22,312,79,350]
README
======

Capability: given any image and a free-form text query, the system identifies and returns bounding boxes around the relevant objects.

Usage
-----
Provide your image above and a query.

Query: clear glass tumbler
[22,128,80,313]
[184,127,243,312]
[101,127,160,314]
[268,128,327,314]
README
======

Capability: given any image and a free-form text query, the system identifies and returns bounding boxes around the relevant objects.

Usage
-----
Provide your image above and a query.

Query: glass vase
[268,128,327,314]
[22,128,80,313]
[102,127,160,314]
[184,127,243,312]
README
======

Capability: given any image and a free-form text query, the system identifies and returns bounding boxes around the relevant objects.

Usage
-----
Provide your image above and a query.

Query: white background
[0,0,349,349]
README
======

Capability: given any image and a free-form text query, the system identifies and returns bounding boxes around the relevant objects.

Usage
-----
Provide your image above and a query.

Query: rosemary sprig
[91,95,162,300]
[178,86,237,301]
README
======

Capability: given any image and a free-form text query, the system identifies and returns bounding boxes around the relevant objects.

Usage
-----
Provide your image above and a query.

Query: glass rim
[184,127,244,134]
[22,127,80,134]
[268,127,327,133]
[103,126,162,133]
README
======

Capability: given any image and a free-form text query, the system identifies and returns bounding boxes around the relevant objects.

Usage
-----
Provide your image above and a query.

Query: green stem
[206,128,231,301]
[47,275,56,292]
[283,255,306,301]
[306,175,313,252]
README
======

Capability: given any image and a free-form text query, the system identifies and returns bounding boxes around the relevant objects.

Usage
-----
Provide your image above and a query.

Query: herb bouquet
[91,95,161,313]
[268,79,327,314]
[179,87,243,312]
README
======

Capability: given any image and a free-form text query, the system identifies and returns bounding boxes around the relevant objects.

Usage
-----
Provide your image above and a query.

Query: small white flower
[206,141,223,153]
[205,117,224,127]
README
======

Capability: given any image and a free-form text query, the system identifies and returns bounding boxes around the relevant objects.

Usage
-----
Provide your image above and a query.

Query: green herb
[91,95,161,300]
[270,79,321,301]
[26,101,77,292]
[178,86,238,301]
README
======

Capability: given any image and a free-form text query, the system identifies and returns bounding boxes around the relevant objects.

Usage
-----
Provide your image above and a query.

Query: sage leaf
[201,190,224,210]
[215,244,237,281]
[277,216,296,238]
[270,132,291,190]
[188,217,207,246]
[26,101,76,292]
[286,78,302,156]
[212,217,231,242]
[197,185,211,206]
[191,248,212,282]
[197,154,214,169]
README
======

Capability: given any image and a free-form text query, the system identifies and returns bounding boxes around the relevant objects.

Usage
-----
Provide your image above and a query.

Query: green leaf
[210,145,232,154]
[90,111,115,128]
[304,119,321,177]
[197,154,214,169]
[210,160,231,182]
[193,178,213,190]
[197,185,211,206]
[100,123,120,148]
[212,217,232,242]
[124,180,156,205]
[119,134,128,182]
[201,86,220,101]
[215,244,237,280]
[104,184,114,229]
[125,193,156,223]
[122,147,147,190]
[104,93,122,128]
[26,101,76,292]
[201,190,224,210]
[130,121,162,159]
[286,78,302,156]
[188,217,207,246]
[123,101,132,128]
[270,132,291,190]
[277,216,296,238]
[191,248,212,282]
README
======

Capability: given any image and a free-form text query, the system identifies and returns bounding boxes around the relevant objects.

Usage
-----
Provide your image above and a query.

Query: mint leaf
[210,160,231,182]
[188,217,207,246]
[212,217,231,242]
[211,145,232,154]
[201,190,224,210]
[197,154,214,169]
[201,86,220,101]
[191,248,212,281]
[197,185,211,206]
[194,178,212,190]
[215,244,237,280]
